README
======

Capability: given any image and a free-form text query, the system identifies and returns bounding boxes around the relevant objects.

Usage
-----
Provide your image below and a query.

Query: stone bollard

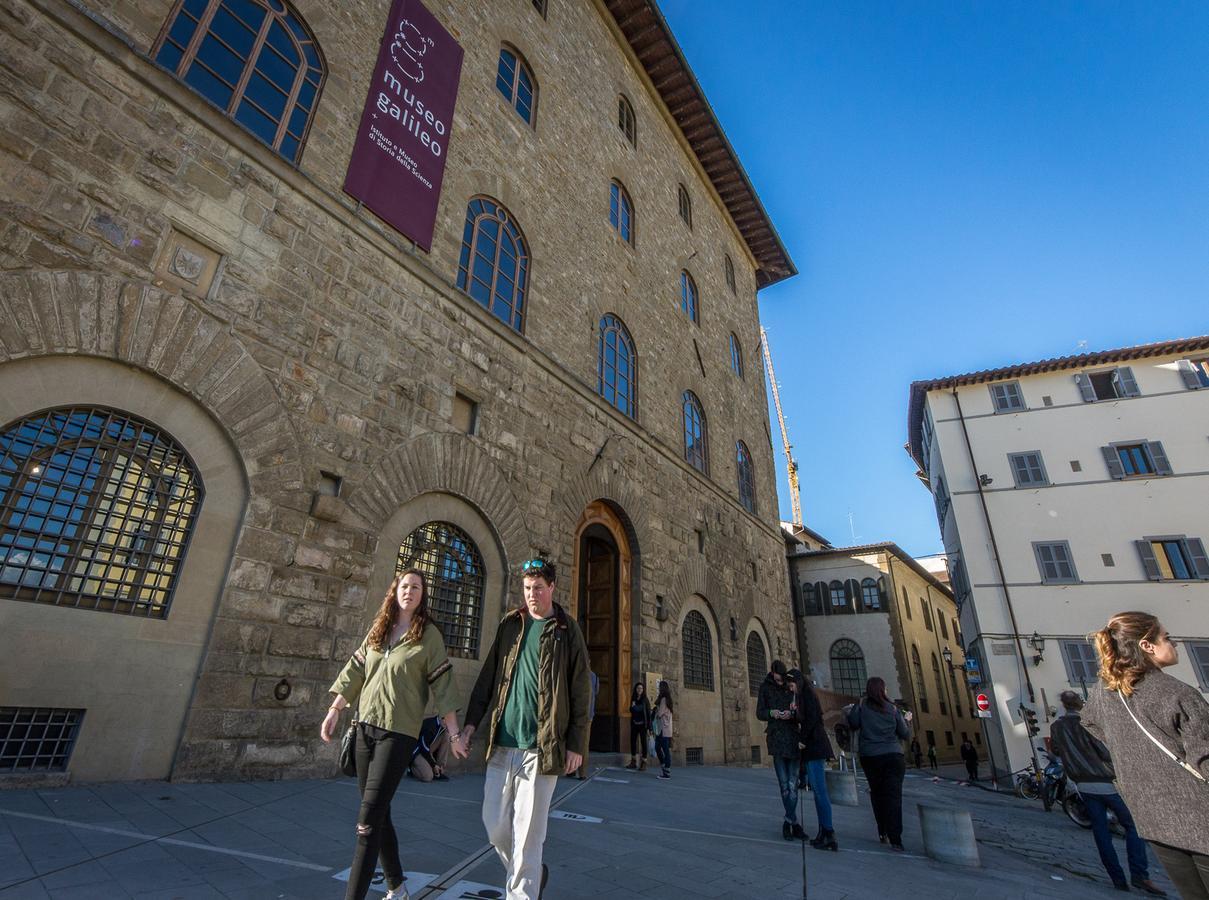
[917,803,980,867]
[825,768,859,807]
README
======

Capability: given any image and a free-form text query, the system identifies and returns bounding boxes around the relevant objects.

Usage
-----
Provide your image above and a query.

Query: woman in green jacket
[321,570,463,900]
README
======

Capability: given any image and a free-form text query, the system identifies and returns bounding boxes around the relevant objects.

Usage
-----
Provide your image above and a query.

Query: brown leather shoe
[1131,879,1167,897]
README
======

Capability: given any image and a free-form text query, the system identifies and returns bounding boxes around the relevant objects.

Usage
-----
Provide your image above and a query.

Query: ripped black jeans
[346,723,417,900]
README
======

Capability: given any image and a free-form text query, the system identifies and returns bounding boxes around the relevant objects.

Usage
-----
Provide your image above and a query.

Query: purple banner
[343,0,464,251]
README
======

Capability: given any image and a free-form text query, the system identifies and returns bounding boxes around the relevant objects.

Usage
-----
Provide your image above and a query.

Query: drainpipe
[951,389,1040,776]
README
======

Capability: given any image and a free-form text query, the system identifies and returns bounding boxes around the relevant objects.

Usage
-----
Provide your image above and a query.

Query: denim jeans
[772,755,799,823]
[655,735,671,771]
[805,758,833,831]
[347,724,417,900]
[1082,790,1149,884]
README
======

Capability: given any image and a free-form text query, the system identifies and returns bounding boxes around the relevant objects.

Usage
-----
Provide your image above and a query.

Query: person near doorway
[1082,612,1208,899]
[627,682,652,770]
[960,737,979,782]
[654,680,674,779]
[409,716,451,782]
[927,740,938,770]
[910,738,923,769]
[1051,689,1165,895]
[458,557,592,900]
[758,660,806,841]
[322,570,463,900]
[574,669,599,780]
[790,668,837,851]
[846,677,911,850]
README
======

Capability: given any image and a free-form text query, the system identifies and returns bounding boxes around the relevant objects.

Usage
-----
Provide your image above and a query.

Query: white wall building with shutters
[906,336,1209,778]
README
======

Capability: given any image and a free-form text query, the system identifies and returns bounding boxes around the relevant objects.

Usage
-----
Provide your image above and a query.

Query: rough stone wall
[0,0,793,778]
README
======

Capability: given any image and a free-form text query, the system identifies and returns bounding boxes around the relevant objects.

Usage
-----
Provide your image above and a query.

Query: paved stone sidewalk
[0,764,1176,899]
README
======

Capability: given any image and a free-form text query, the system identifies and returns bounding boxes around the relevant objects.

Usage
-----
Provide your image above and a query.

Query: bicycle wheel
[1016,777,1040,800]
[1063,793,1091,829]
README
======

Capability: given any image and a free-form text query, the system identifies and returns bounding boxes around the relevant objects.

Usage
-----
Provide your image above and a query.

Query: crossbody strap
[1118,691,1206,784]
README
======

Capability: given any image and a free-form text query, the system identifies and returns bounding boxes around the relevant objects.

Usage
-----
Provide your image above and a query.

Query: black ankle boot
[813,829,838,852]
[809,828,824,847]
[782,821,793,840]
[791,822,807,840]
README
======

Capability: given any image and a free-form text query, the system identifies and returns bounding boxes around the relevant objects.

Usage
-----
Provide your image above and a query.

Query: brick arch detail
[665,555,727,627]
[558,447,651,559]
[347,430,531,570]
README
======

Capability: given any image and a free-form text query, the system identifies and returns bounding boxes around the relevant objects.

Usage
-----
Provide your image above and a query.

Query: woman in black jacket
[626,682,652,770]
[790,669,837,851]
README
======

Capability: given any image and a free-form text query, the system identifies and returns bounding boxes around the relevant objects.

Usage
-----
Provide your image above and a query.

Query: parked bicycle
[1014,762,1042,800]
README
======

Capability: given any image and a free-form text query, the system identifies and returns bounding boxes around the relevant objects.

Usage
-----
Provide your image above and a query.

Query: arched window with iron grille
[829,639,867,696]
[396,521,485,659]
[746,631,767,696]
[456,197,529,333]
[682,609,714,690]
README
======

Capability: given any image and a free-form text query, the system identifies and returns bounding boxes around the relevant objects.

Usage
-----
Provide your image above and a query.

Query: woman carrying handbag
[321,570,465,900]
[1081,612,1209,899]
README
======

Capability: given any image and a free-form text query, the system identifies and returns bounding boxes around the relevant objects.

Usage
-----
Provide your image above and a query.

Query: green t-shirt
[496,614,546,750]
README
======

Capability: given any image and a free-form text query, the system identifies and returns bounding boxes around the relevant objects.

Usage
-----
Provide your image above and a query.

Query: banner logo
[390,18,433,83]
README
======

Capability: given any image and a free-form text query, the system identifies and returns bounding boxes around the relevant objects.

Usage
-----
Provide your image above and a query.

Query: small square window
[452,393,479,435]
[655,594,667,621]
[1101,553,1115,567]
[696,528,705,553]
[1042,395,1054,407]
[1034,541,1078,584]
[317,471,343,497]
[1070,460,1082,472]
[989,381,1026,413]
[1008,451,1048,487]
[1188,642,1209,690]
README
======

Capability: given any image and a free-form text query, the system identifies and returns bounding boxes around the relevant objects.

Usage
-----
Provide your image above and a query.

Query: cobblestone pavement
[0,763,1178,899]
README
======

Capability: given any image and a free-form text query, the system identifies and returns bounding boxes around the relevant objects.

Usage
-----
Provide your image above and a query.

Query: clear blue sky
[661,1,1209,556]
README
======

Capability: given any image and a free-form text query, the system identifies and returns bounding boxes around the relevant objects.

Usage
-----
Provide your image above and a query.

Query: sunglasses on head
[522,558,553,576]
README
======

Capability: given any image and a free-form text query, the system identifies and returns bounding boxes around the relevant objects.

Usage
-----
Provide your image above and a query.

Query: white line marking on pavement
[594,776,629,783]
[0,807,332,872]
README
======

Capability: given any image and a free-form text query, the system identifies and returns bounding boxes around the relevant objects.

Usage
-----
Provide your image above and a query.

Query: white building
[907,336,1209,777]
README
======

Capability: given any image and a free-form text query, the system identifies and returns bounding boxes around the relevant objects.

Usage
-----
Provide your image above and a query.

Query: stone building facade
[0,0,795,782]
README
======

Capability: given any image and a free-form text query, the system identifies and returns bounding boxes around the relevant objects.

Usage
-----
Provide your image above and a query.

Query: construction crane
[760,326,802,529]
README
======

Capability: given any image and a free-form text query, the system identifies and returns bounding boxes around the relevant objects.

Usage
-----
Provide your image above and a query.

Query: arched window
[729,334,743,378]
[609,181,634,245]
[901,586,912,619]
[861,577,880,609]
[724,254,736,293]
[679,271,699,324]
[0,406,203,618]
[598,314,637,418]
[932,654,948,715]
[802,582,821,616]
[921,598,934,631]
[456,197,529,332]
[617,93,636,146]
[682,609,714,690]
[682,391,708,474]
[736,441,755,514]
[397,521,484,658]
[829,580,845,608]
[153,0,325,163]
[830,639,867,696]
[677,183,692,228]
[746,631,766,696]
[912,645,929,713]
[496,46,537,125]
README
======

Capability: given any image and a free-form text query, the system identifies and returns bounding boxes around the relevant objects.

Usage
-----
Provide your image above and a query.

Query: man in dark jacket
[959,738,979,782]
[757,660,805,840]
[461,557,591,900]
[1050,691,1166,895]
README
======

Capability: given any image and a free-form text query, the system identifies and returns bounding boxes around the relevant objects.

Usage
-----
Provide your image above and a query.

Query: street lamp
[1027,631,1045,666]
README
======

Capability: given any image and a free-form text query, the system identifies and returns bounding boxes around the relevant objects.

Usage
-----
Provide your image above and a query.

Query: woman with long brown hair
[1081,611,1209,899]
[845,676,911,850]
[321,570,464,900]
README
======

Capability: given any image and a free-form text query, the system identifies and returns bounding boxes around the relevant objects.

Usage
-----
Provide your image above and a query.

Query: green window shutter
[1101,446,1125,479]
[1075,373,1097,403]
[1186,538,1209,580]
[1114,367,1141,397]
[1177,359,1203,390]
[1135,540,1162,580]
[1146,441,1172,476]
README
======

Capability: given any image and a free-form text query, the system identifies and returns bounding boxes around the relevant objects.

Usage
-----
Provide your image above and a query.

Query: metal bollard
[917,803,981,867]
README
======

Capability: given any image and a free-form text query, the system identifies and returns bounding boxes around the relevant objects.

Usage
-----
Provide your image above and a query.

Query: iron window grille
[989,380,1026,413]
[679,270,699,324]
[0,707,84,773]
[152,0,325,163]
[736,441,756,514]
[397,521,485,659]
[496,46,537,125]
[745,631,766,696]
[685,746,704,765]
[750,745,761,764]
[617,94,636,146]
[608,181,634,245]
[682,391,709,475]
[0,406,203,618]
[598,315,637,419]
[830,639,867,696]
[456,197,530,333]
[1033,541,1078,584]
[729,334,744,378]
[682,610,714,690]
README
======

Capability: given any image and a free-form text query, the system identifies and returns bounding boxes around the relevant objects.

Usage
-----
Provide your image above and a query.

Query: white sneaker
[385,886,410,900]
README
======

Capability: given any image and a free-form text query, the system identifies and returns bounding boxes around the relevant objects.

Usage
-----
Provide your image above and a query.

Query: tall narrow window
[153,0,326,163]
[617,93,636,146]
[598,315,637,419]
[901,586,912,620]
[912,645,929,713]
[729,334,744,378]
[682,391,709,475]
[746,632,766,696]
[736,441,755,514]
[456,197,529,333]
[496,46,537,125]
[677,184,692,228]
[0,406,203,618]
[861,578,880,609]
[830,639,866,695]
[680,271,699,324]
[932,654,947,715]
[1059,640,1099,687]
[682,610,714,690]
[397,522,484,658]
[724,254,736,293]
[608,181,634,245]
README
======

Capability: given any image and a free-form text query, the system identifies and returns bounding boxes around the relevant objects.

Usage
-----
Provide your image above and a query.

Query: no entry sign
[976,693,992,718]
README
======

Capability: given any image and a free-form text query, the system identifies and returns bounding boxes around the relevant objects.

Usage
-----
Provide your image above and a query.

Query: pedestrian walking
[758,660,806,841]
[910,738,923,769]
[927,740,938,770]
[846,677,911,851]
[790,668,837,851]
[1051,689,1166,895]
[626,682,652,771]
[960,738,979,782]
[408,716,451,783]
[1082,612,1209,900]
[458,557,592,900]
[322,570,463,900]
[653,680,674,778]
